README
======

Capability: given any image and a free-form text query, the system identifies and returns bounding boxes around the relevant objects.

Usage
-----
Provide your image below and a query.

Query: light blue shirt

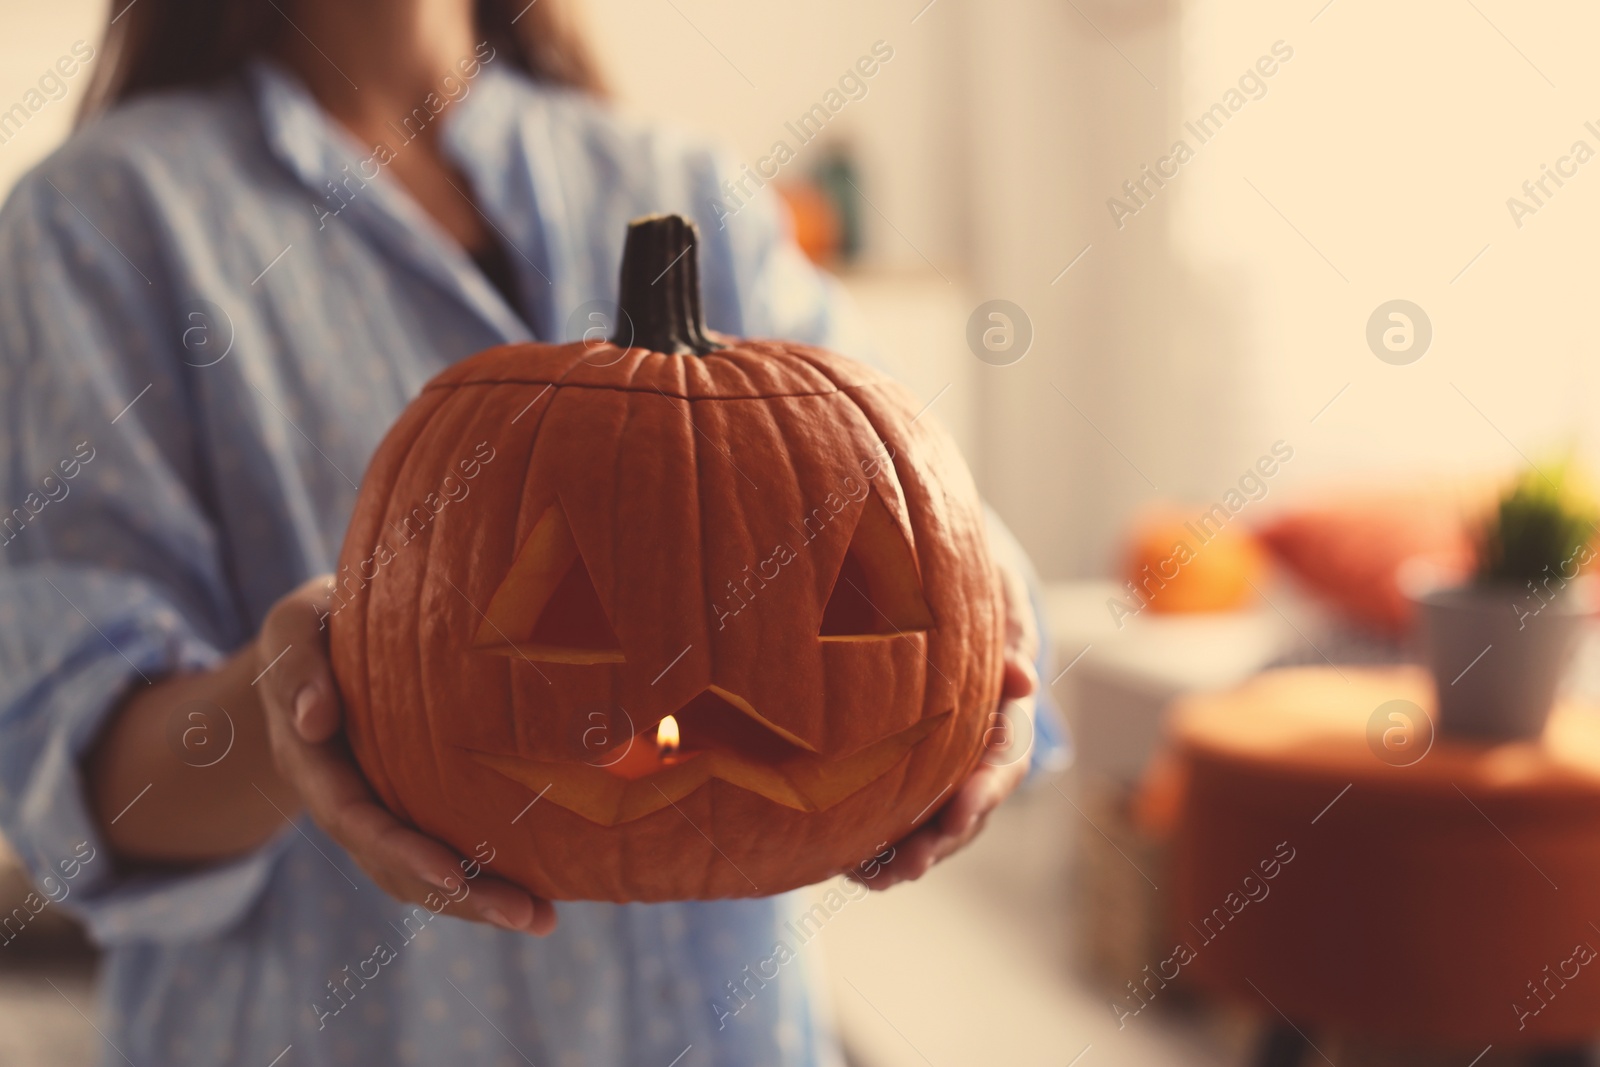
[0,55,1061,1067]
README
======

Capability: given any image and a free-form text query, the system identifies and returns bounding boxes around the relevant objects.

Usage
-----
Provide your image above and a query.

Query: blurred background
[6,0,1600,1064]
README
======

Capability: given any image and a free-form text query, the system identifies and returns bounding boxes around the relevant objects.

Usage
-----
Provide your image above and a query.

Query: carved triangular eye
[819,490,935,640]
[474,501,625,663]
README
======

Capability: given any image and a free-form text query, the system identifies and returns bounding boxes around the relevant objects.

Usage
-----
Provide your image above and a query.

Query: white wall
[0,3,102,195]
[949,0,1600,578]
[1171,0,1600,491]
[584,0,969,274]
[956,0,1180,579]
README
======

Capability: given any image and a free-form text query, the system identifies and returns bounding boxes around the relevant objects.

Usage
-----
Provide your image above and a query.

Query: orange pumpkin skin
[1124,516,1262,614]
[328,332,1004,901]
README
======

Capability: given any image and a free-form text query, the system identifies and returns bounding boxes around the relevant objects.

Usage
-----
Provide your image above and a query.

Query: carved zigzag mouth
[463,688,950,826]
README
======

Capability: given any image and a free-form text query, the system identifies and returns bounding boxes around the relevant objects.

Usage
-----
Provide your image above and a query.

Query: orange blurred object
[1122,514,1262,614]
[1163,667,1600,1047]
[776,182,841,265]
[1256,490,1476,636]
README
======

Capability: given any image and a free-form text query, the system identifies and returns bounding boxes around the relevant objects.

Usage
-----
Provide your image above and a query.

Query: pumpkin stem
[612,214,724,357]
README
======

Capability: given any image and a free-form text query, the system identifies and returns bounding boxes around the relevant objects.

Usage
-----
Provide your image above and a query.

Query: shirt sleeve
[0,157,292,945]
[982,507,1071,777]
[690,155,1069,775]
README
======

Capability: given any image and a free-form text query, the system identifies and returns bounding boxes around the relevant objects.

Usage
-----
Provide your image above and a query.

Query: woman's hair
[77,0,607,121]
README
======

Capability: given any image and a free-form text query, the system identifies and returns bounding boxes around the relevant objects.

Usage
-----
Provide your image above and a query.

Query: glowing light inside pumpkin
[657,715,681,758]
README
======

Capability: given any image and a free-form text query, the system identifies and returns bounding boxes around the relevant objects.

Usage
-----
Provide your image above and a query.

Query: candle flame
[656,714,681,756]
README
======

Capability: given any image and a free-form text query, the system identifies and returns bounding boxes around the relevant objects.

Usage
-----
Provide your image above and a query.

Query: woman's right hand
[254,576,556,934]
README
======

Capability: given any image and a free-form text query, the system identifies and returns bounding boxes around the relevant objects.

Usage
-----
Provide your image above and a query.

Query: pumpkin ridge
[501,385,566,801]
[763,359,923,540]
[699,338,763,399]
[697,786,723,898]
[609,348,646,613]
[755,340,887,395]
[423,377,842,402]
[811,388,934,756]
[352,385,459,829]
[428,337,875,396]
[411,382,504,839]
[675,349,725,895]
[604,344,645,710]
[833,383,976,741]
[501,345,610,900]
[604,355,656,908]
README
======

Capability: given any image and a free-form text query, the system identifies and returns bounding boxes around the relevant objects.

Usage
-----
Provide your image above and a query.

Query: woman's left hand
[853,551,1040,891]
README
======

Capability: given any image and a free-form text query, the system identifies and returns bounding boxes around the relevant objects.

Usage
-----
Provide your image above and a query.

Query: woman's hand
[852,553,1040,891]
[254,577,556,934]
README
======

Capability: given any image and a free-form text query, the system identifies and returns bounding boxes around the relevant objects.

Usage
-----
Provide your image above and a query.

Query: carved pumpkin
[329,215,1004,901]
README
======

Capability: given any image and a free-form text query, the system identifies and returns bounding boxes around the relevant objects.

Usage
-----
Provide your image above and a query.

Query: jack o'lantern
[329,215,1004,901]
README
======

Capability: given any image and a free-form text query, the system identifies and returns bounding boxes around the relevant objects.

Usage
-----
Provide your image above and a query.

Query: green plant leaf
[1475,459,1599,588]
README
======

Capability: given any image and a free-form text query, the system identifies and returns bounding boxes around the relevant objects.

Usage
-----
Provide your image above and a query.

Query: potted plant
[1413,463,1597,740]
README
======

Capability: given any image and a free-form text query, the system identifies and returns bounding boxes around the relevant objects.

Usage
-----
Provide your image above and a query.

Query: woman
[0,1,1054,1063]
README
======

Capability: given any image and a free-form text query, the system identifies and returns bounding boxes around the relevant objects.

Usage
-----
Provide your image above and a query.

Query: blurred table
[1043,581,1296,991]
[1167,666,1600,1055]
[1043,581,1293,784]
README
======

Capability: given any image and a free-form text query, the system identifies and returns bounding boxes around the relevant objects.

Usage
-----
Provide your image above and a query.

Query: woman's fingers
[269,687,557,934]
[996,550,1040,665]
[853,649,1036,893]
[1000,647,1038,701]
[342,806,553,934]
[255,577,342,741]
[292,674,342,744]
[856,759,1017,891]
[286,742,559,933]
[254,575,557,935]
[938,762,1017,837]
[859,809,989,890]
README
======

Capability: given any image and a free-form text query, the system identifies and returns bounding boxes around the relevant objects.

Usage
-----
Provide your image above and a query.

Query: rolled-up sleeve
[0,159,289,944]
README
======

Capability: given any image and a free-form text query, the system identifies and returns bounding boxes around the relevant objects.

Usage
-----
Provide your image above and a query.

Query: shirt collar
[246,58,355,195]
[438,58,575,343]
[245,57,538,345]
